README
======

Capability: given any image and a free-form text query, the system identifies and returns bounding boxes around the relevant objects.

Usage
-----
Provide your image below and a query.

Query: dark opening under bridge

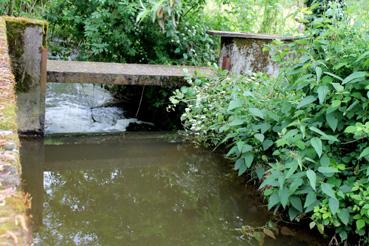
[47,60,213,86]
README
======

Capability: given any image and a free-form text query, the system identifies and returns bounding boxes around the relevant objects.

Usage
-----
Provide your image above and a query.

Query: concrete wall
[208,31,295,76]
[0,17,31,245]
[5,17,47,135]
[219,37,279,76]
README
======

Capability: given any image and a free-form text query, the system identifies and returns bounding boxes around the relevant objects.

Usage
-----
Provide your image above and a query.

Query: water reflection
[20,134,319,246]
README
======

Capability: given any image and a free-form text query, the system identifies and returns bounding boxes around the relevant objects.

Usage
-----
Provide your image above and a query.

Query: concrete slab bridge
[2,17,295,136]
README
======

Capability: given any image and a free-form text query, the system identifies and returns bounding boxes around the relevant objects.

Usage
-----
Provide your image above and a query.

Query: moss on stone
[0,103,17,131]
[2,16,48,94]
[3,16,48,47]
[0,16,31,245]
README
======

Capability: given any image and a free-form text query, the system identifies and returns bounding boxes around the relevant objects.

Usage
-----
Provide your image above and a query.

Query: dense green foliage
[0,0,304,66]
[43,0,216,65]
[170,5,369,244]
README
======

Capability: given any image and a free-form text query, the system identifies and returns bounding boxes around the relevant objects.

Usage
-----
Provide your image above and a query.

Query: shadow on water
[20,133,324,246]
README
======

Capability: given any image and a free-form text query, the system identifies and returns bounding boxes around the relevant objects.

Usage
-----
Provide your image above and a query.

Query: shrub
[170,6,369,244]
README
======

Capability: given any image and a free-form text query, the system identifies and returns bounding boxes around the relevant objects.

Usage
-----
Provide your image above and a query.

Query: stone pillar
[5,17,47,135]
[208,31,295,76]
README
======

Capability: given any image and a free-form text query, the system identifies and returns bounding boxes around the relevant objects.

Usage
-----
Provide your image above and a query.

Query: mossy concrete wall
[4,16,47,135]
[208,31,295,76]
[219,37,279,76]
[0,17,31,245]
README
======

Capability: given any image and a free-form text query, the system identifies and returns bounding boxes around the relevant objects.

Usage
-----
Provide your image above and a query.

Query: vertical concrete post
[5,17,47,135]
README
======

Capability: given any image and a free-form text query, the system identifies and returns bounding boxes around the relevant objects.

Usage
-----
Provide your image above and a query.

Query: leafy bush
[42,0,217,65]
[170,6,369,244]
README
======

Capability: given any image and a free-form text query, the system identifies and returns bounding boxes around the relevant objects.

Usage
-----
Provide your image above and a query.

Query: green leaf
[328,198,339,215]
[249,108,264,119]
[229,118,244,126]
[356,219,366,231]
[326,113,338,132]
[237,142,253,153]
[338,209,350,225]
[317,224,324,234]
[310,137,323,157]
[309,126,339,142]
[318,166,339,175]
[228,99,242,111]
[238,162,247,176]
[262,139,274,151]
[286,161,298,178]
[289,178,303,194]
[339,231,348,241]
[235,158,244,170]
[244,152,254,168]
[254,134,265,143]
[259,123,271,134]
[342,71,367,85]
[278,188,289,208]
[316,67,322,82]
[255,167,265,180]
[297,96,316,109]
[290,196,303,212]
[321,183,336,199]
[332,83,344,92]
[306,170,317,191]
[288,207,299,221]
[359,147,369,159]
[268,192,280,209]
[324,72,343,81]
[304,192,317,208]
[356,51,369,63]
[317,85,329,104]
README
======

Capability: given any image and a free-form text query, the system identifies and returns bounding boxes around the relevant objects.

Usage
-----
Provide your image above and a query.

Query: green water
[20,133,322,246]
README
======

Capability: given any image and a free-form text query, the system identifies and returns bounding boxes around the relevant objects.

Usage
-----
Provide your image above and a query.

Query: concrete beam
[47,60,213,87]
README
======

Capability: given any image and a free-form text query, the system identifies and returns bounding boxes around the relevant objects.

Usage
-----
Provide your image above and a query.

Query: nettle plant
[170,8,369,243]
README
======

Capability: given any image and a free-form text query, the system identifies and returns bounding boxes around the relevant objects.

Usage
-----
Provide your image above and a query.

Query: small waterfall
[45,83,141,134]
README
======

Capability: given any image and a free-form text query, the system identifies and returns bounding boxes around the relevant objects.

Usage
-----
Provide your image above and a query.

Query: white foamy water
[45,83,141,134]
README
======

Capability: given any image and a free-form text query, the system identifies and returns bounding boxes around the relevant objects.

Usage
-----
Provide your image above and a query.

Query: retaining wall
[0,16,47,245]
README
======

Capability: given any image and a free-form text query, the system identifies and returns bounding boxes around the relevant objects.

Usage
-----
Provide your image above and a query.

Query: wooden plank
[47,60,213,86]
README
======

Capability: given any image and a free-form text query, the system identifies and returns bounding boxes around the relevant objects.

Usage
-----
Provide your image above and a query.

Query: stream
[45,83,142,134]
[20,83,323,245]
